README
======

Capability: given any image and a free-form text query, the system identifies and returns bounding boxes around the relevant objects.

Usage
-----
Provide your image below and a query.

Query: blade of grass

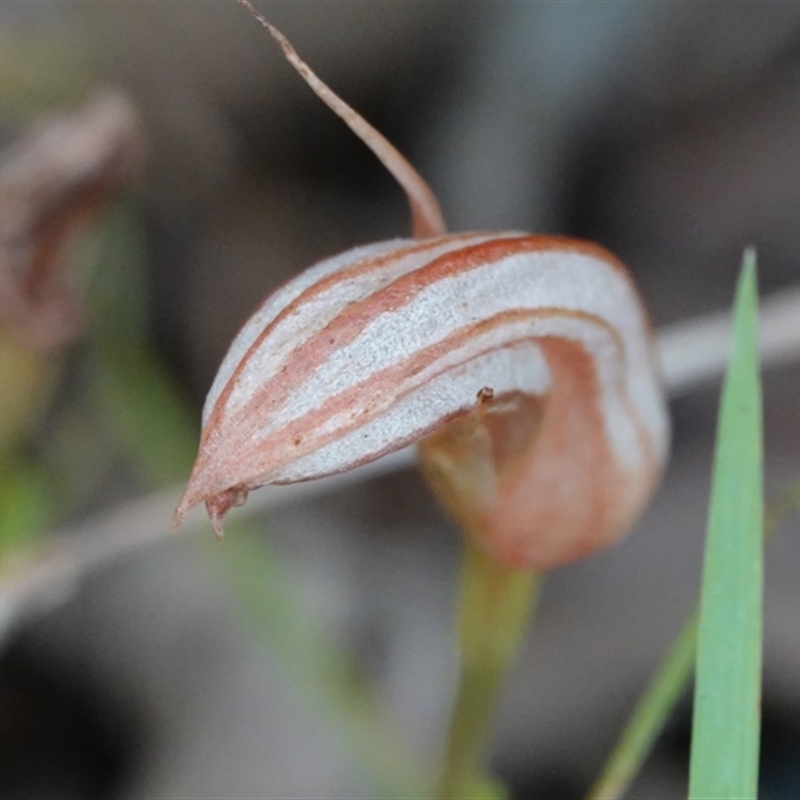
[585,608,698,800]
[587,466,800,800]
[688,249,763,800]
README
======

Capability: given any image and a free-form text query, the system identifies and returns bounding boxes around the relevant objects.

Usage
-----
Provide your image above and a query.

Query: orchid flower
[175,1,669,572]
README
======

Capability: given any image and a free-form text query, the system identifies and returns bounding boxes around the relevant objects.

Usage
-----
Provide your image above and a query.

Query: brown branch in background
[0,89,144,348]
[2,286,800,645]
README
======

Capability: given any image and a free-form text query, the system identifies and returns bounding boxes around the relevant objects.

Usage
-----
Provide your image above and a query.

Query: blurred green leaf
[0,334,58,459]
[0,463,55,556]
[467,775,509,800]
[84,202,151,344]
[44,397,120,516]
[84,202,198,488]
[212,523,426,798]
[89,343,197,487]
[688,249,763,800]
[0,29,96,121]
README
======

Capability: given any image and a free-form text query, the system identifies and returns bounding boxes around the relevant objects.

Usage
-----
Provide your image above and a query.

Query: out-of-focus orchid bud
[175,2,669,571]
[0,88,144,464]
[0,89,144,348]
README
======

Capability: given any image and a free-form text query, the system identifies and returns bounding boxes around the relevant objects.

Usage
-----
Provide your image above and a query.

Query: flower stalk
[436,538,542,799]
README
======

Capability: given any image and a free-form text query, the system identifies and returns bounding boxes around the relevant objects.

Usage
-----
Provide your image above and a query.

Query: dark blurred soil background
[1,2,800,798]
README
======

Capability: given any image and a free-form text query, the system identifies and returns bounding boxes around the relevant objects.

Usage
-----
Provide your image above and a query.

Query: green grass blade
[688,249,763,800]
[586,473,800,800]
[585,609,698,800]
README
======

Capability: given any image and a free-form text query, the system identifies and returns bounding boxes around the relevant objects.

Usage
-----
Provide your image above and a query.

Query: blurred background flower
[1,2,800,798]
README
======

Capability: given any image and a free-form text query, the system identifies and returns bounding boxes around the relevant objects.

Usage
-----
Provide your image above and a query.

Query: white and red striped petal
[175,233,669,568]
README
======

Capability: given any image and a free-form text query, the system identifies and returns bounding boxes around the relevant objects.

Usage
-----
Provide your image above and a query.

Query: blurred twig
[0,448,414,643]
[657,284,800,396]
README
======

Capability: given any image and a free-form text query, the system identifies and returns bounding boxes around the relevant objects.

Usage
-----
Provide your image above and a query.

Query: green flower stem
[585,608,698,800]
[436,538,543,800]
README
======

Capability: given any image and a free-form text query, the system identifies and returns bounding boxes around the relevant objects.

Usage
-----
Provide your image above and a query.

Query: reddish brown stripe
[224,307,629,483]
[206,235,629,448]
[207,232,486,437]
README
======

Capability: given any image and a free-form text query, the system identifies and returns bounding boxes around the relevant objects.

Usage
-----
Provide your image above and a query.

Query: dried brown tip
[206,487,250,538]
[172,482,249,538]
[235,0,446,240]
